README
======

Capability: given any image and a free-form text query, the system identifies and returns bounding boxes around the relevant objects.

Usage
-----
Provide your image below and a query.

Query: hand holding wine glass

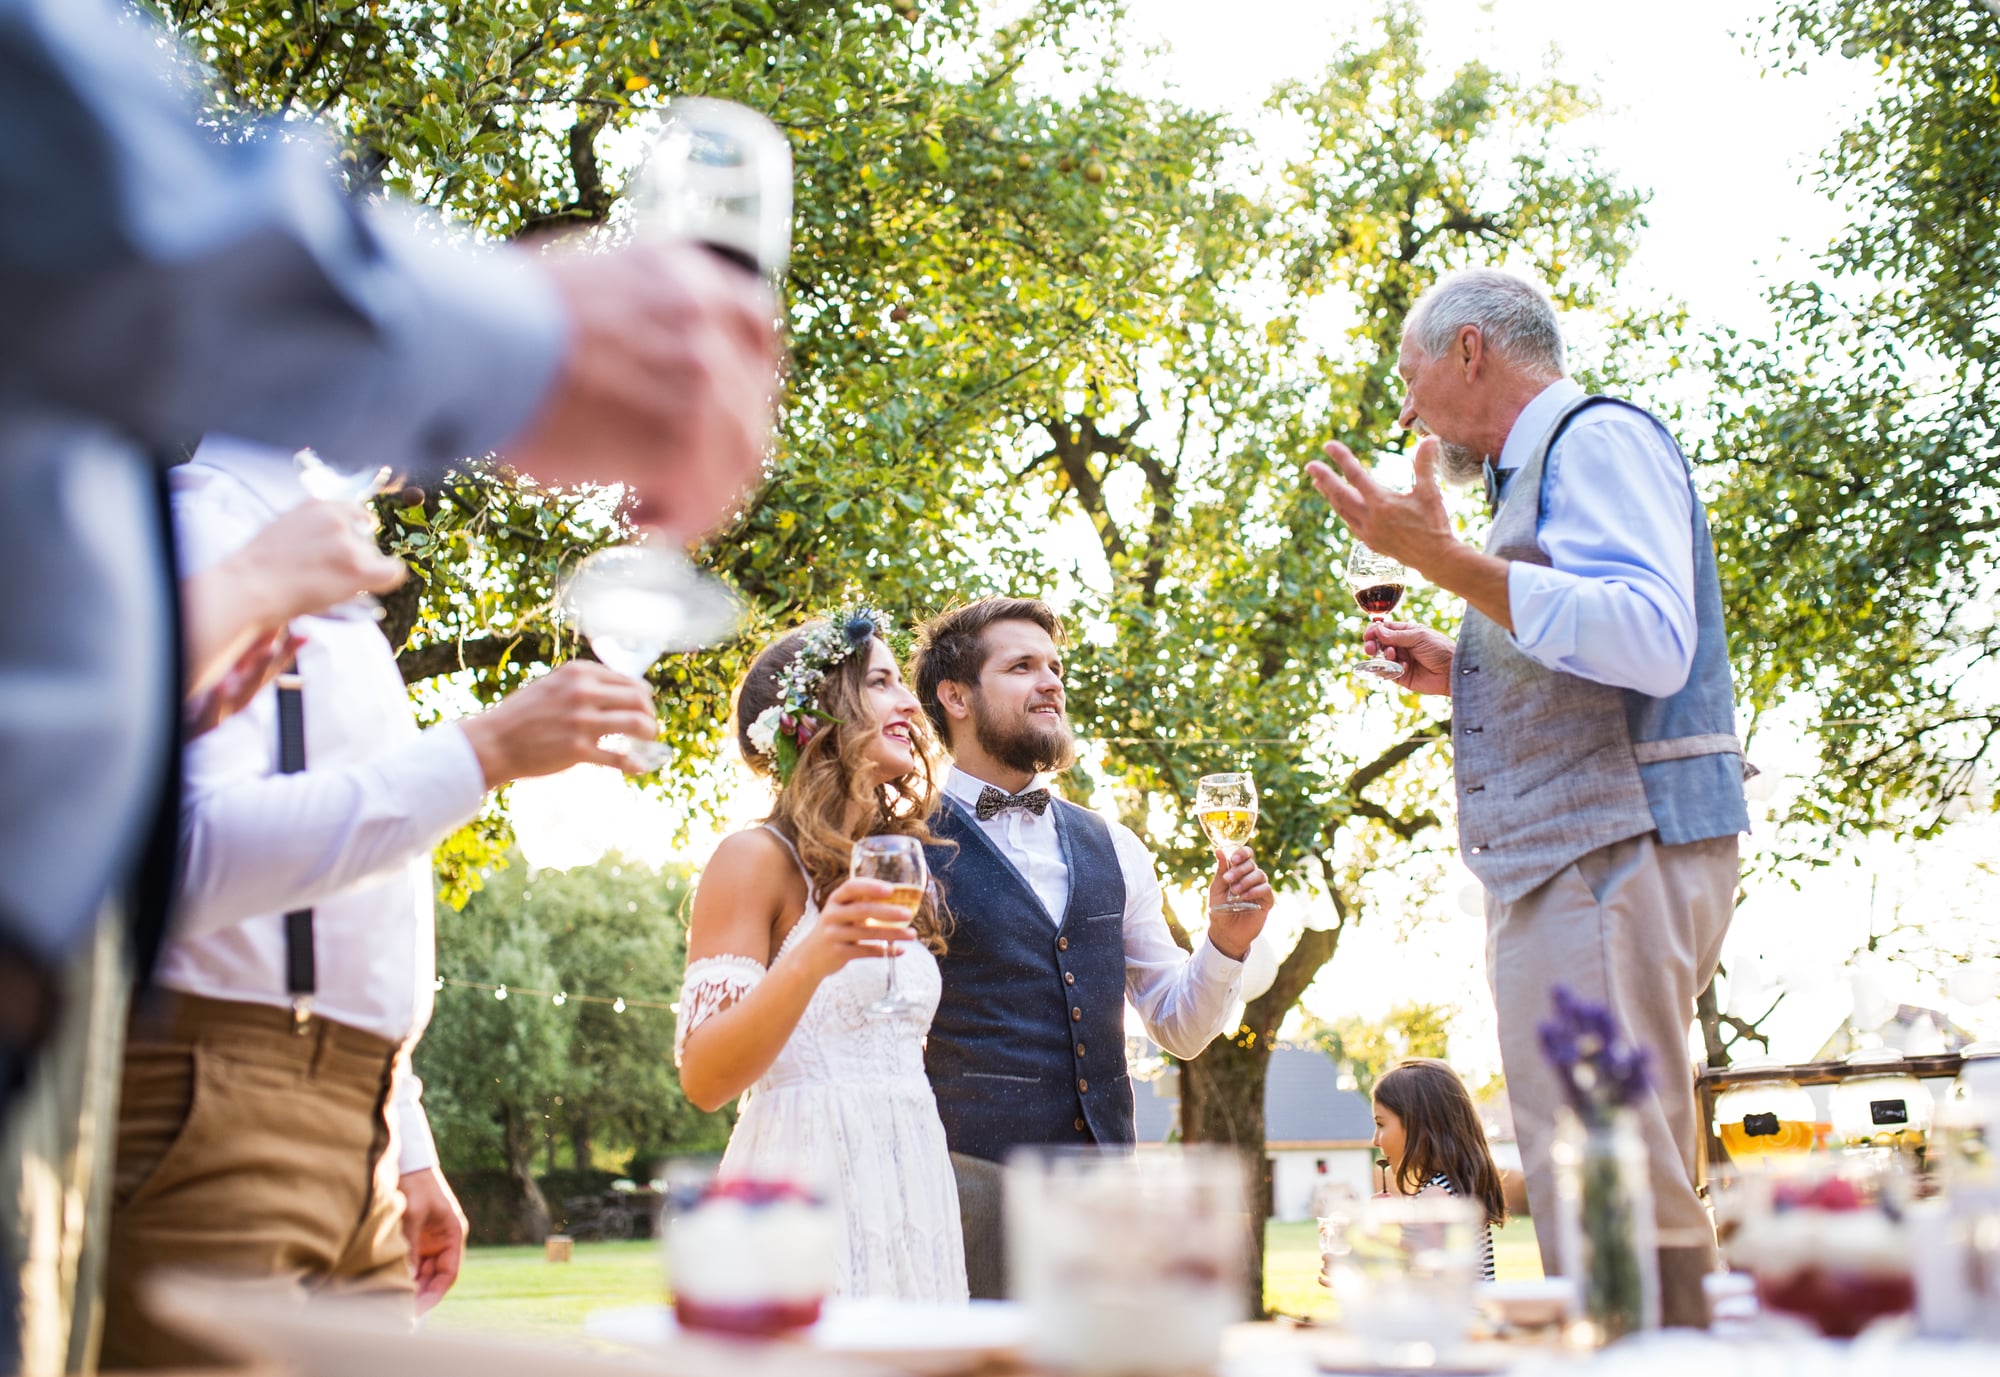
[849,835,928,1019]
[1347,544,1412,684]
[292,448,398,623]
[1194,772,1260,915]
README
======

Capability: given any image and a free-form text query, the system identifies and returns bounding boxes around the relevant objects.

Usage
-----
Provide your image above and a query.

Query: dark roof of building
[1131,1045,1375,1146]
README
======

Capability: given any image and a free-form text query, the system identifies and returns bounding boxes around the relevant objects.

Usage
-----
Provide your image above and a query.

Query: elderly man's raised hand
[1304,437,1456,573]
[506,243,779,541]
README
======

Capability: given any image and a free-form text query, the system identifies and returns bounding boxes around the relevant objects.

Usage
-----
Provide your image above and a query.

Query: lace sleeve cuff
[674,955,767,1068]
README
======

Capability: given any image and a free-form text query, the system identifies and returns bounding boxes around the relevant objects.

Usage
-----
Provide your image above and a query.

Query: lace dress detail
[673,827,967,1303]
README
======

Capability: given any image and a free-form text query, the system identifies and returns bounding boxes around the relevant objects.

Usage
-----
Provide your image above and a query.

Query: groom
[910,597,1274,1298]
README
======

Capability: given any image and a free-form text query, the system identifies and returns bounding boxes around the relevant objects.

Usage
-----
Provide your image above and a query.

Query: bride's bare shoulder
[696,827,805,906]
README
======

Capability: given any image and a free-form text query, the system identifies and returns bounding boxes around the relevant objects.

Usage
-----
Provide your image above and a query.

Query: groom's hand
[1206,848,1274,961]
[1362,621,1456,697]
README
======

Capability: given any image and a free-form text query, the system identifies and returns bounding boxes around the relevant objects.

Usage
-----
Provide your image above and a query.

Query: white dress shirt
[164,436,488,1174]
[1497,378,1699,699]
[941,767,1247,1060]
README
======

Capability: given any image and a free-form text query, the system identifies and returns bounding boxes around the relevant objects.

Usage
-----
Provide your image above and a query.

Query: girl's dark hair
[1374,1058,1506,1226]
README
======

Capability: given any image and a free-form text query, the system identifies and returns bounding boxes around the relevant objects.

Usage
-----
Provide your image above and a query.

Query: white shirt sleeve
[1111,823,1246,1060]
[393,1063,441,1175]
[1504,408,1699,698]
[174,719,486,941]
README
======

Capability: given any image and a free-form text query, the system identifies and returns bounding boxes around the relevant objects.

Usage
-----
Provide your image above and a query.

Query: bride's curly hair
[732,622,949,953]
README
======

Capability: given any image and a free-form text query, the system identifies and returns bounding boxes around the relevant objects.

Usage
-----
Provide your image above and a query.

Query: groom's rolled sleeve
[1111,824,1245,1060]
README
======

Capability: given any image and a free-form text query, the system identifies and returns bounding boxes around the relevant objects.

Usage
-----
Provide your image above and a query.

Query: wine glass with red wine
[1346,544,1409,683]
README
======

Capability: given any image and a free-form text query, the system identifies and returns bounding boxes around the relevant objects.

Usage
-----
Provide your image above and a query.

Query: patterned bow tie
[975,786,1052,821]
[1482,458,1516,515]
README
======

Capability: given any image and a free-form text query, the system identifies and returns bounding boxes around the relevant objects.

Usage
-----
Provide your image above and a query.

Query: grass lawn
[430,1220,1546,1341]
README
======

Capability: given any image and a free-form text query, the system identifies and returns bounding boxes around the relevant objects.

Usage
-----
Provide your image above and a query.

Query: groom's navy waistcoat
[923,796,1133,1163]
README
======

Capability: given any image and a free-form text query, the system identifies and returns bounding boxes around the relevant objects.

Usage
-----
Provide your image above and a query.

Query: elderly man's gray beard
[1437,440,1487,487]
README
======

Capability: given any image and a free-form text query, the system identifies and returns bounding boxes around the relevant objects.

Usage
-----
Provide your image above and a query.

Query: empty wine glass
[850,835,927,1019]
[558,542,744,772]
[294,447,395,623]
[1346,544,1409,684]
[630,98,793,282]
[1193,772,1258,914]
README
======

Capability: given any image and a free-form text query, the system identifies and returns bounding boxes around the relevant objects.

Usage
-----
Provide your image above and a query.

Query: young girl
[674,609,967,1302]
[1372,1058,1507,1281]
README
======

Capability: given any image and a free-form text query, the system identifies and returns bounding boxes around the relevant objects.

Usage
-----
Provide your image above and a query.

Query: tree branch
[398,631,560,685]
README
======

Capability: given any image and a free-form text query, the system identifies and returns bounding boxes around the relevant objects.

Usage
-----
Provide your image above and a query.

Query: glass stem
[884,944,900,1003]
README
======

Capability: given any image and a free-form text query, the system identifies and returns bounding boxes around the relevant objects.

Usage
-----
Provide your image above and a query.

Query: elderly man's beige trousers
[1487,832,1737,1326]
[101,993,413,1369]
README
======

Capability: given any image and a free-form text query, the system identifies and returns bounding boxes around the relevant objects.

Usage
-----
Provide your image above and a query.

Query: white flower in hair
[746,705,783,758]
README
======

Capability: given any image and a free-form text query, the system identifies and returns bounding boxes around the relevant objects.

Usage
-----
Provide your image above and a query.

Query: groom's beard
[969,690,1078,777]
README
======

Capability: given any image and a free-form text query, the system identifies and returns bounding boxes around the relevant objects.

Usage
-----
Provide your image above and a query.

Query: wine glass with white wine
[850,835,927,1019]
[1193,772,1258,914]
[293,447,396,622]
[558,543,744,772]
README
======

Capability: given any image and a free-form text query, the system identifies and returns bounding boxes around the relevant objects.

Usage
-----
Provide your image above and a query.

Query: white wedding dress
[674,828,968,1303]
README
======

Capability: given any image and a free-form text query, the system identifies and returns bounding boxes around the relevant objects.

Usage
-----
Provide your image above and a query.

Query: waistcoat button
[1057,936,1069,951]
[1071,1007,1082,1022]
[1074,1117,1086,1132]
[1076,1043,1086,1058]
[1078,1078,1089,1093]
[1064,971,1075,986]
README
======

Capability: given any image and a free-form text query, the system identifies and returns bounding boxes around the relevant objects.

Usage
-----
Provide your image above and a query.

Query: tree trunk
[502,1104,553,1242]
[1179,1036,1273,1319]
[572,1112,593,1172]
[1695,975,1731,1070]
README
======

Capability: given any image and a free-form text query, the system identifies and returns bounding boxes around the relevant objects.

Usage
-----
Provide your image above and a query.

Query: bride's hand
[782,877,919,983]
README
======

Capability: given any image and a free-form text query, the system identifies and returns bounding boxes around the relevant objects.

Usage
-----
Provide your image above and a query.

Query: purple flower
[1539,985,1653,1125]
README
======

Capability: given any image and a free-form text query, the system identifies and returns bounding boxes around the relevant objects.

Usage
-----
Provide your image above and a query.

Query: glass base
[1351,655,1405,684]
[1210,898,1260,913]
[866,993,921,1019]
[601,735,673,772]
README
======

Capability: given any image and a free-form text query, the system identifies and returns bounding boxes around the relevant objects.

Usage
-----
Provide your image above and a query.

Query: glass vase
[1552,1109,1660,1344]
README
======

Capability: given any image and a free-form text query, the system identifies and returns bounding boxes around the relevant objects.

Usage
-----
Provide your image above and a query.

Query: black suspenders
[275,675,315,1029]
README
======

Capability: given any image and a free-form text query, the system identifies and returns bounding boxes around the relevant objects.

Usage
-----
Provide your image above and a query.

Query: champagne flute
[630,97,794,283]
[850,835,927,1019]
[1194,772,1258,914]
[293,447,395,623]
[558,542,744,772]
[1347,544,1410,684]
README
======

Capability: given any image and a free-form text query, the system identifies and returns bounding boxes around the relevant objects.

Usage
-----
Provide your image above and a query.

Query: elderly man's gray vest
[923,797,1133,1163]
[1453,394,1749,903]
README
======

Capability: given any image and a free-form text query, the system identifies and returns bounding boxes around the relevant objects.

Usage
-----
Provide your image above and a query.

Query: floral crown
[744,606,895,784]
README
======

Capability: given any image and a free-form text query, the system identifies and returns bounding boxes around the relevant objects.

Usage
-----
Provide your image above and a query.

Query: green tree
[537,855,733,1170]
[1301,1001,1454,1099]
[417,851,720,1237]
[1708,1,2000,842]
[416,858,571,1239]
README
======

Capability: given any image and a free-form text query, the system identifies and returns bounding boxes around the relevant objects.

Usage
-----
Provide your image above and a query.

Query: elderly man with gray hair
[1305,267,1748,1326]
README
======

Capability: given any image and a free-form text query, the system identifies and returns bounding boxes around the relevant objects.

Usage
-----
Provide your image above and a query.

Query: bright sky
[508,2,1999,1074]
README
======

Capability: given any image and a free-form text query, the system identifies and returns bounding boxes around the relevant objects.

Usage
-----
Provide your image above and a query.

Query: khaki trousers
[1487,832,1737,1317]
[102,993,413,1370]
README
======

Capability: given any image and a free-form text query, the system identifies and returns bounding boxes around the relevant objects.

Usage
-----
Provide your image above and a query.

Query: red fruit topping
[702,1178,818,1208]
[676,1296,823,1338]
[1806,1177,1863,1212]
[1755,1267,1913,1338]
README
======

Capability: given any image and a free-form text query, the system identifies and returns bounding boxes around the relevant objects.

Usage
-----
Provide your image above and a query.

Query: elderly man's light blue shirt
[1497,378,1699,699]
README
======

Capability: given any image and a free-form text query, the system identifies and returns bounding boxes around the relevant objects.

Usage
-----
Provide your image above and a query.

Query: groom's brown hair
[910,597,1064,745]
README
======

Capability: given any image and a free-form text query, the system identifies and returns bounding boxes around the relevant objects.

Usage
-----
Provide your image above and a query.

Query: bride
[674,608,967,1302]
